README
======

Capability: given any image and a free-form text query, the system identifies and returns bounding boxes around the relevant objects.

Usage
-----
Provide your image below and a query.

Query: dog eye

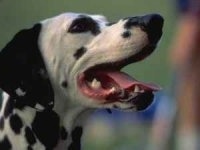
[68,17,100,35]
[69,22,88,33]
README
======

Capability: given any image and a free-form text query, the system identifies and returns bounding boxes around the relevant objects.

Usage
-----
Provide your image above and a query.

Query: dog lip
[77,69,161,104]
[131,92,154,111]
[118,92,154,111]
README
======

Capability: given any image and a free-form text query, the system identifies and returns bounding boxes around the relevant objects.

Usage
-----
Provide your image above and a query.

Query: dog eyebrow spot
[73,47,87,60]
[122,31,132,38]
[68,16,100,35]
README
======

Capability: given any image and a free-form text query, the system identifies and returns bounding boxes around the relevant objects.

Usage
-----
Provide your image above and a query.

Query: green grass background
[0,0,175,88]
[0,0,176,149]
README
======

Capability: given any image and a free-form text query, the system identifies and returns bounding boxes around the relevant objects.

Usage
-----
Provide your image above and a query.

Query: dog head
[0,12,163,112]
[40,12,164,111]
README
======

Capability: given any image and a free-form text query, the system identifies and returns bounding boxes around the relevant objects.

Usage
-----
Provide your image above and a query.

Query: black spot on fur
[15,99,26,110]
[122,31,131,38]
[73,47,87,60]
[9,114,23,134]
[124,17,139,29]
[0,117,4,130]
[0,23,54,110]
[60,126,68,140]
[0,136,12,150]
[61,81,68,88]
[27,145,33,150]
[25,126,36,145]
[32,110,60,149]
[68,127,83,150]
[68,15,100,35]
[4,98,13,118]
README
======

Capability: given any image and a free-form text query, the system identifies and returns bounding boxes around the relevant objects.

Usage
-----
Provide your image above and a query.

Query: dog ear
[0,24,54,111]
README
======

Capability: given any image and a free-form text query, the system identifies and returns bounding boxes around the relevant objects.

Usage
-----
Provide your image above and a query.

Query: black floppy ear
[0,24,54,111]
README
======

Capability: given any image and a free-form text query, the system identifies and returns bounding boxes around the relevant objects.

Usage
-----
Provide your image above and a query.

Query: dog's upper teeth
[109,87,116,93]
[91,78,101,89]
[134,85,140,93]
[140,89,145,93]
[130,92,138,97]
[123,92,138,102]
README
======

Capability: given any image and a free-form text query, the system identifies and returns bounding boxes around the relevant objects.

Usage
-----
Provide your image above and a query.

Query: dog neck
[53,94,95,149]
[55,106,94,150]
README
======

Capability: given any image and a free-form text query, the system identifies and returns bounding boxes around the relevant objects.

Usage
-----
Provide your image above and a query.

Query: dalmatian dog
[0,12,163,150]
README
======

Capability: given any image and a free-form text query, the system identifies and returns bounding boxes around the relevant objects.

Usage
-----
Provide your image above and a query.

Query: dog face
[39,12,163,111]
[0,12,163,112]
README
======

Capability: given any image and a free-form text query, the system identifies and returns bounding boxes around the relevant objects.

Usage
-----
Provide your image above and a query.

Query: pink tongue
[98,71,161,91]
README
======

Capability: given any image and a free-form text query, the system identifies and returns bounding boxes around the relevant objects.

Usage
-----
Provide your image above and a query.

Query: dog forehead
[62,12,107,22]
[42,12,107,27]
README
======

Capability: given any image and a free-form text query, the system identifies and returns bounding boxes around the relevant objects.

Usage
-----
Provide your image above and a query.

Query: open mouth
[77,45,161,110]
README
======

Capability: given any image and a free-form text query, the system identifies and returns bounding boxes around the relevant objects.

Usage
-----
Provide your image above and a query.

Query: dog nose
[125,14,164,44]
[140,14,164,44]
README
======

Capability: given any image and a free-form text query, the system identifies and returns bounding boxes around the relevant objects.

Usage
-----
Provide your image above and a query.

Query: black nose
[141,14,164,44]
[125,14,164,44]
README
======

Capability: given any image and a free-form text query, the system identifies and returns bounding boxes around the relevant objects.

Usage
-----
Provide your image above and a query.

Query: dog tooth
[109,87,116,93]
[91,78,101,89]
[134,85,140,93]
[130,92,138,97]
[123,92,137,102]
[140,89,145,93]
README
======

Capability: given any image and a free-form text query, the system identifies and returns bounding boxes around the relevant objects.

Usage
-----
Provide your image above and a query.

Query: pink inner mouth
[77,70,161,103]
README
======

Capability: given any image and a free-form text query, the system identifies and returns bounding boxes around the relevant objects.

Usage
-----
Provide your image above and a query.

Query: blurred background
[1,0,199,150]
